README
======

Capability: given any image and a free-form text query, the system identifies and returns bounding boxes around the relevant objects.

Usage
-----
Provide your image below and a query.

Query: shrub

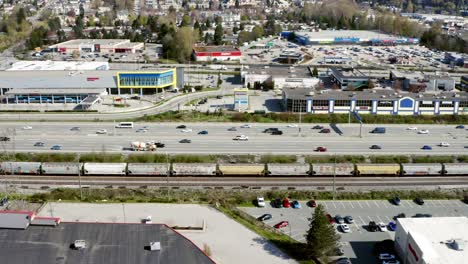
[260,155,297,163]
[411,155,455,163]
[370,155,410,164]
[79,153,124,163]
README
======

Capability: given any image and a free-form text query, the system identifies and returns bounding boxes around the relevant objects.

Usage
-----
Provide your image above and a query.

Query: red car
[283,198,290,208]
[274,221,289,229]
[308,200,317,207]
[315,147,327,152]
[326,214,335,224]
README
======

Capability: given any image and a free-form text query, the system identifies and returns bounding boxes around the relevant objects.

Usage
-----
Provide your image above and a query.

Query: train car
[355,164,400,176]
[311,163,354,176]
[41,162,82,175]
[172,163,217,176]
[267,163,310,176]
[127,163,169,176]
[218,164,265,176]
[443,163,468,175]
[0,162,41,175]
[83,163,127,176]
[401,163,443,176]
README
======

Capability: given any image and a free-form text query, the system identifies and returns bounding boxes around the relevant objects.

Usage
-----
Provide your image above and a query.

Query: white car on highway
[181,128,193,133]
[378,222,388,232]
[96,129,107,134]
[233,135,249,141]
[23,125,33,130]
[439,142,450,147]
[407,126,418,131]
[418,129,429,134]
[287,124,298,128]
[240,124,252,128]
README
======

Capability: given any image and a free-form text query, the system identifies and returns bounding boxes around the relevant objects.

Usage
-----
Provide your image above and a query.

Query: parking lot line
[357,201,363,209]
[381,201,388,208]
[385,216,392,223]
[376,215,384,223]
[348,201,354,209]
[367,216,373,222]
[333,202,337,209]
[358,216,365,226]
[404,200,414,208]
[436,200,444,207]
[365,201,370,208]
[374,201,380,208]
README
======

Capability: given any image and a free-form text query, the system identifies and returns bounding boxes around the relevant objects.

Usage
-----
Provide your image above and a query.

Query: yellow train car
[355,164,400,176]
[218,164,265,176]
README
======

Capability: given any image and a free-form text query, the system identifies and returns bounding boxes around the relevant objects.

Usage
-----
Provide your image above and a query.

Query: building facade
[49,39,144,54]
[193,46,242,62]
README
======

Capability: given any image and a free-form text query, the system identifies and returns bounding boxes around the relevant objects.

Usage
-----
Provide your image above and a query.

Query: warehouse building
[193,46,242,62]
[0,214,214,264]
[0,68,183,104]
[49,39,144,54]
[280,30,419,46]
[242,66,319,91]
[282,87,468,115]
[7,61,109,71]
[395,217,468,264]
[329,67,369,89]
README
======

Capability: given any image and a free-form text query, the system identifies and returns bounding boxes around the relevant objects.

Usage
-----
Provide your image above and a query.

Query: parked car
[335,257,351,264]
[176,125,187,129]
[291,200,301,209]
[283,198,290,208]
[382,260,400,264]
[421,145,432,150]
[0,137,10,141]
[257,214,272,221]
[370,145,382,149]
[368,221,379,232]
[257,197,266,207]
[412,213,432,218]
[394,213,406,220]
[308,200,317,207]
[378,222,388,232]
[179,139,191,143]
[274,221,289,229]
[326,214,335,224]
[198,130,209,135]
[272,198,283,208]
[344,215,354,224]
[51,145,62,150]
[335,215,344,224]
[339,224,350,233]
[34,142,45,147]
[379,253,396,260]
[414,197,425,205]
[388,221,397,231]
[392,196,401,205]
[319,128,331,133]
[312,125,324,129]
[315,146,327,152]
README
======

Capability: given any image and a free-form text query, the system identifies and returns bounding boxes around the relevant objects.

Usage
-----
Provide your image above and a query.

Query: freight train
[1,162,467,177]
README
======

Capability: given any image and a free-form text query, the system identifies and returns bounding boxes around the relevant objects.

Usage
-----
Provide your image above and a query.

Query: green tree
[214,24,223,45]
[406,0,415,13]
[305,204,340,258]
[16,7,26,25]
[312,66,318,77]
[181,14,191,27]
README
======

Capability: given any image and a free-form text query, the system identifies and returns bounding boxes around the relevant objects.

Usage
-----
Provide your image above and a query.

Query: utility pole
[333,154,336,201]
[77,154,82,201]
[166,152,170,200]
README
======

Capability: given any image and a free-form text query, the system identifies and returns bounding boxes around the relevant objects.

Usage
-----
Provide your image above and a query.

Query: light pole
[77,154,82,201]
[333,154,336,201]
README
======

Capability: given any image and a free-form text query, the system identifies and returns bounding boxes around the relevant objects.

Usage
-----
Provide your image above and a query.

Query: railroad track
[2,175,468,188]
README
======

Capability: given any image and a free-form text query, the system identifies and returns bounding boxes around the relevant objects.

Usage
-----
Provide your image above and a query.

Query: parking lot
[241,199,468,263]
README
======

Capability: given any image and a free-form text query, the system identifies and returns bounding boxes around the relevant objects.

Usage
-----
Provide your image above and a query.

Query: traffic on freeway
[0,122,466,155]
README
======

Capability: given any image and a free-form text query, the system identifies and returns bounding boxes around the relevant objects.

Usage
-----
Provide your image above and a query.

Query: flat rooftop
[283,87,468,101]
[244,65,312,78]
[5,88,106,95]
[193,46,240,53]
[398,217,468,264]
[7,61,109,71]
[50,39,141,47]
[296,30,401,40]
[0,222,214,264]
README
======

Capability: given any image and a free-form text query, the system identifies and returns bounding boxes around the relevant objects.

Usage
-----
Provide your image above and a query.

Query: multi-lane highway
[0,122,466,155]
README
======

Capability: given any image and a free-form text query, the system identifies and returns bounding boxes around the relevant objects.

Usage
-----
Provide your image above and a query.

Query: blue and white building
[282,88,468,115]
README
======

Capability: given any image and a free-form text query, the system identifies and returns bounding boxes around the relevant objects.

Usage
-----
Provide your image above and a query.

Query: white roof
[7,61,109,71]
[398,217,468,264]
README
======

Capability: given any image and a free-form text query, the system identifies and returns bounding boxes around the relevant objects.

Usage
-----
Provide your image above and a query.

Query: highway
[0,122,466,155]
[2,176,468,190]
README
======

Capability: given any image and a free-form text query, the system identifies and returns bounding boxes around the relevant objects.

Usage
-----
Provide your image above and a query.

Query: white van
[115,122,134,128]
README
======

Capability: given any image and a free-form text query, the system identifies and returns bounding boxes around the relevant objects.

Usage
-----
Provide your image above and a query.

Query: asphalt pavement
[0,123,466,155]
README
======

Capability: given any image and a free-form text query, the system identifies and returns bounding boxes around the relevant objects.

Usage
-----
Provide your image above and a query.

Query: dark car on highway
[179,139,191,143]
[198,130,209,135]
[312,125,324,129]
[368,221,379,232]
[319,128,331,133]
[257,214,272,221]
[34,142,45,147]
[370,145,382,149]
[70,127,80,131]
[414,197,425,205]
[154,142,165,148]
[271,130,283,135]
[227,127,237,131]
[0,137,10,141]
[51,145,62,150]
[176,125,187,129]
[456,125,465,129]
[263,128,279,133]
[315,147,327,152]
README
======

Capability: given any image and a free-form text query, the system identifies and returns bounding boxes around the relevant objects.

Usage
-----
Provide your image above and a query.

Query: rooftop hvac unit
[309,92,315,96]
[150,242,161,251]
[74,240,86,250]
[381,95,386,98]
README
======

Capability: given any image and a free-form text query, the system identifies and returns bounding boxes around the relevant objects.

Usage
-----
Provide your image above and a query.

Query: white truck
[209,65,227,70]
[131,141,157,151]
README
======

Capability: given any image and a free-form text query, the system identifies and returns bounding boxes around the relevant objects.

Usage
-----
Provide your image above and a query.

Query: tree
[16,7,26,25]
[214,24,223,45]
[181,14,191,27]
[312,66,318,77]
[235,0,240,8]
[406,0,414,13]
[305,204,340,259]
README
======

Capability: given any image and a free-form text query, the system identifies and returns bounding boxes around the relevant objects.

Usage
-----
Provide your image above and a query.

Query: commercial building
[462,76,468,90]
[280,30,419,46]
[0,210,60,229]
[193,46,242,62]
[282,87,468,115]
[390,70,456,91]
[395,217,468,264]
[7,61,109,71]
[0,68,183,104]
[234,88,249,111]
[277,50,304,64]
[0,212,214,264]
[49,39,144,54]
[329,67,369,89]
[242,66,319,91]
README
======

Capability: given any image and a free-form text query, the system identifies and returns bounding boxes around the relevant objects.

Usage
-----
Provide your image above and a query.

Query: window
[378,100,393,107]
[459,101,468,107]
[355,100,372,107]
[440,101,453,108]
[334,100,350,107]
[313,100,329,107]
[419,101,434,107]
